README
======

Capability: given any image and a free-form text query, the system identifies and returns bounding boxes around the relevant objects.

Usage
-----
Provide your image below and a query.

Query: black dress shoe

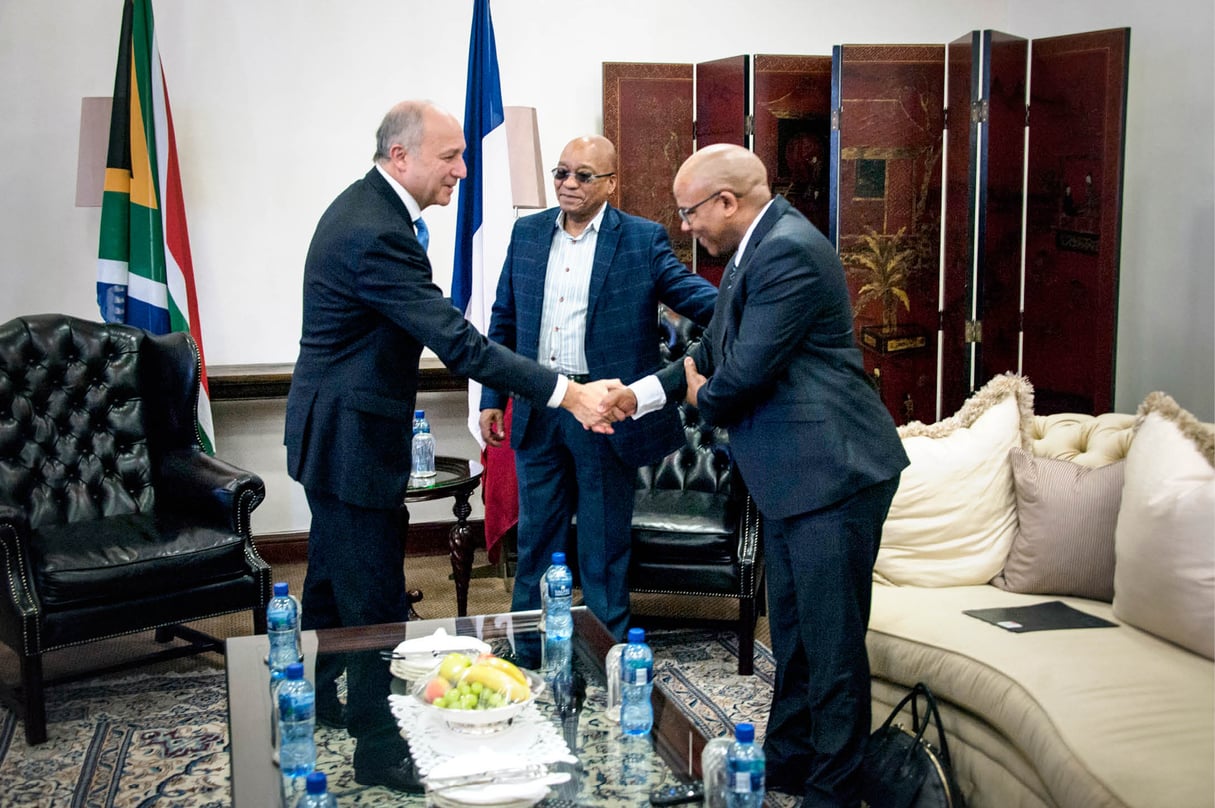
[354,755,424,794]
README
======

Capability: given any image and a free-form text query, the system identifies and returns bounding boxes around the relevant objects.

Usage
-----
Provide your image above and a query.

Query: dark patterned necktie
[415,218,430,252]
[724,252,740,289]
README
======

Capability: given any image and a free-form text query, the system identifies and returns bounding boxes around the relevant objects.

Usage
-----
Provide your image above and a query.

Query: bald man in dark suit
[601,144,908,807]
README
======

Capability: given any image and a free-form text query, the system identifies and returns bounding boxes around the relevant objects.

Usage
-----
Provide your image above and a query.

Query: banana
[461,663,531,702]
[475,654,529,687]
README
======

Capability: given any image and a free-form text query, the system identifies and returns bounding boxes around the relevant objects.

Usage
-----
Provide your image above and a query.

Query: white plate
[389,628,492,682]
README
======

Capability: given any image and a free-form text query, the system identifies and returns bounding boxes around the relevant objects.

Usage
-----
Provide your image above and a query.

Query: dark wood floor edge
[252,519,485,565]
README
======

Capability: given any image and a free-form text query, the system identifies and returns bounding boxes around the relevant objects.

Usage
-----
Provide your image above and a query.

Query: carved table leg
[449,490,475,617]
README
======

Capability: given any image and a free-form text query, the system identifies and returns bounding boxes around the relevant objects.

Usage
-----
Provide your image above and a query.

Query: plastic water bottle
[542,552,573,671]
[267,582,301,694]
[278,662,317,779]
[295,770,338,807]
[412,409,425,436]
[726,722,765,807]
[620,627,654,736]
[411,417,436,479]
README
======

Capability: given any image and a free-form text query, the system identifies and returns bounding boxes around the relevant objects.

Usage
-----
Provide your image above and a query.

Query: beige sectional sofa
[866,376,1214,808]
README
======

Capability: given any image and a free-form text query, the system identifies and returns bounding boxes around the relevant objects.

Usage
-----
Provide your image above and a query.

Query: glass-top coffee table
[226,607,709,806]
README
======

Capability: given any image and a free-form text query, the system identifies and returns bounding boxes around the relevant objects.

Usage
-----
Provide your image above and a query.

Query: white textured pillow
[1113,393,1215,659]
[876,374,1033,586]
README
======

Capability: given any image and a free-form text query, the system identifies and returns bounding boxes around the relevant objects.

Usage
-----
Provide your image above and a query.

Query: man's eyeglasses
[677,190,724,224]
[551,167,616,184]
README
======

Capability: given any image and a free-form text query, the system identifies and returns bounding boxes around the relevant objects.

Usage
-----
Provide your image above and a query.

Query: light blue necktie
[415,218,430,252]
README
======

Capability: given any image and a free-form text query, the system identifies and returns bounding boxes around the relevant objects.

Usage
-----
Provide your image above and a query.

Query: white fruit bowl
[414,669,545,736]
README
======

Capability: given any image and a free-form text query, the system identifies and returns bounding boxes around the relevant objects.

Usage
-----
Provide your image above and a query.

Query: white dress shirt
[536,205,607,375]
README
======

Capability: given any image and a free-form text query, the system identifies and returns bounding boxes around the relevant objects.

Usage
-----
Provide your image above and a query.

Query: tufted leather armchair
[0,314,270,744]
[627,309,765,675]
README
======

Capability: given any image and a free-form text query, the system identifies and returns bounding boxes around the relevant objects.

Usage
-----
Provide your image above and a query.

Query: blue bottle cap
[305,771,328,794]
[552,552,566,565]
[414,409,425,418]
[286,662,305,680]
[628,627,646,644]
[735,722,755,742]
[273,581,289,597]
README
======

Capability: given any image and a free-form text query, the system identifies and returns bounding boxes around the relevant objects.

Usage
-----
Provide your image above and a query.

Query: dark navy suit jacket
[659,196,908,519]
[480,204,717,468]
[285,168,561,509]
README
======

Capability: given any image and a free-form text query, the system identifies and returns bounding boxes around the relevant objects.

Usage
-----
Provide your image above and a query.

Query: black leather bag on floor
[862,682,966,808]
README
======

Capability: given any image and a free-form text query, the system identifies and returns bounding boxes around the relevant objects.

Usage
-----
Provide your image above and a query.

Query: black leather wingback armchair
[628,309,765,675]
[0,314,271,744]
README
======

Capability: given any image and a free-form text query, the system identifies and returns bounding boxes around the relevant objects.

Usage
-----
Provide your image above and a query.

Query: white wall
[2,0,1211,535]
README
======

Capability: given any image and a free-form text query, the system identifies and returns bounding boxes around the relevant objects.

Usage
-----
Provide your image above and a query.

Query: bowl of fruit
[412,652,544,736]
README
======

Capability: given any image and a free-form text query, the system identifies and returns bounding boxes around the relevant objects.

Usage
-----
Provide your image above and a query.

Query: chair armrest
[157,449,266,536]
[736,495,762,568]
[0,505,41,646]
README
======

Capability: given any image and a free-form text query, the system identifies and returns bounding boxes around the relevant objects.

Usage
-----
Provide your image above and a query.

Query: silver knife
[424,764,548,792]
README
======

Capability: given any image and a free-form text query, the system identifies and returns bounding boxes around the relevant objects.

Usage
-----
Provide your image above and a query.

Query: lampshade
[76,97,112,207]
[504,106,546,209]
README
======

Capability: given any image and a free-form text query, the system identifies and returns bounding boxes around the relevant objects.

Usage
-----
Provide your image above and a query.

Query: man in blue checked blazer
[479,135,717,641]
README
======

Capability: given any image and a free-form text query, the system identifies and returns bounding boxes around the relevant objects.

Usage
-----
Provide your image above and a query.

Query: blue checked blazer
[480,204,717,467]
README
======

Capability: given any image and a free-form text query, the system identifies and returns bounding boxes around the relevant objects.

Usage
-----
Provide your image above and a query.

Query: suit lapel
[586,205,621,319]
[715,196,791,357]
[521,210,562,344]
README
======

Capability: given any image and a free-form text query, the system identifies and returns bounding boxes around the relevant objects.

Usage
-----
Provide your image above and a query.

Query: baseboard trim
[253,520,486,565]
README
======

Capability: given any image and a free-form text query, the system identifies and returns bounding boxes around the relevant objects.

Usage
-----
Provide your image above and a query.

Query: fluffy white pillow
[876,374,1033,586]
[1113,393,1215,659]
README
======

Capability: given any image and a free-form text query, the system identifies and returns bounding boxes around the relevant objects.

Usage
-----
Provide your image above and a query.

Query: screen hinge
[831,107,841,131]
[971,98,989,124]
[965,320,983,343]
[744,114,754,137]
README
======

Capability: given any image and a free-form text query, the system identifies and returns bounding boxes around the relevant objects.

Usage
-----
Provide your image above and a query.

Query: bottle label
[547,580,572,599]
[624,664,652,685]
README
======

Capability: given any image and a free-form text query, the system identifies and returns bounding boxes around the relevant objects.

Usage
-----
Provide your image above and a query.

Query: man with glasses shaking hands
[598,144,908,808]
[478,135,717,643]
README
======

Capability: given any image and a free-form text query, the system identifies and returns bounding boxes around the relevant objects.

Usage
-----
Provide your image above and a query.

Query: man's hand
[595,387,638,433]
[561,378,623,432]
[479,408,506,447]
[683,356,706,407]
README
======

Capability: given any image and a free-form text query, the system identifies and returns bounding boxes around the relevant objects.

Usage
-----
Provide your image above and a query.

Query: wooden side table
[403,456,484,616]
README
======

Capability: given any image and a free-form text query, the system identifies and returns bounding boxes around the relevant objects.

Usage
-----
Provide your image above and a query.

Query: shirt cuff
[630,374,667,418]
[547,374,570,408]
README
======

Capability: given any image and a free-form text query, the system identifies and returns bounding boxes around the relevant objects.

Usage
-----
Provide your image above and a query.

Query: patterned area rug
[0,669,230,807]
[0,631,787,807]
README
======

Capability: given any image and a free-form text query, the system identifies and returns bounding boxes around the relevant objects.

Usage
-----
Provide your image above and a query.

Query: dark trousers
[301,488,410,768]
[762,474,900,808]
[510,406,635,641]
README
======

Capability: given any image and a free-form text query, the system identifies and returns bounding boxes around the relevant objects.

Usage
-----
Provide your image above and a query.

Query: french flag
[454,0,519,560]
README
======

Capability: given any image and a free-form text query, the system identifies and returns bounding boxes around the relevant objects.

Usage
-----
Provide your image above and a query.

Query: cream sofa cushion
[1113,392,1215,659]
[876,374,1033,586]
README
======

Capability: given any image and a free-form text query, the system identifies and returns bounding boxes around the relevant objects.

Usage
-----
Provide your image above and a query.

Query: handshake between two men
[479,356,709,446]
